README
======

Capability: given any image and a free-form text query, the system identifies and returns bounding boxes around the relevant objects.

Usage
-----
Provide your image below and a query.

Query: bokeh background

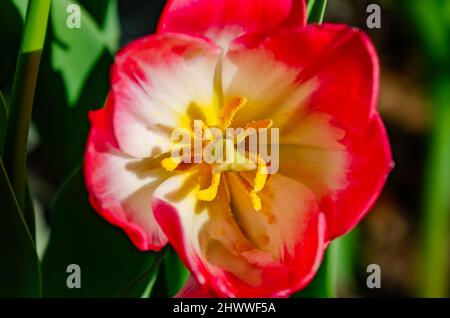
[0,0,449,297]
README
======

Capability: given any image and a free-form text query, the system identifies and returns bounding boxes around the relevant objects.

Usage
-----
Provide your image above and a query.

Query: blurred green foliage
[152,247,189,298]
[51,0,119,106]
[0,0,49,299]
[401,0,450,297]
[0,0,23,89]
[42,168,161,297]
[32,0,118,181]
[0,159,41,297]
[0,92,7,152]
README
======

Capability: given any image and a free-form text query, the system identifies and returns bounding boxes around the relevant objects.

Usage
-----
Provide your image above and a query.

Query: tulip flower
[84,0,392,297]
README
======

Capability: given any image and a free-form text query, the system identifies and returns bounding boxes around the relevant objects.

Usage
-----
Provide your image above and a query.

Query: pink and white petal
[151,170,217,292]
[278,112,348,199]
[158,0,306,49]
[255,24,380,135]
[226,173,326,296]
[231,24,392,239]
[152,170,262,297]
[84,103,171,251]
[111,33,221,158]
[279,114,391,240]
[221,47,307,128]
[153,170,326,297]
[262,26,392,239]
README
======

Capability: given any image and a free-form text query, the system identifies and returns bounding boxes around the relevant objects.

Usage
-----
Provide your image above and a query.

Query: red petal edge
[157,0,306,43]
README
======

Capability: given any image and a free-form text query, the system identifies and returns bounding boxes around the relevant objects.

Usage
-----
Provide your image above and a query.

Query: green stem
[325,240,338,297]
[293,241,340,298]
[115,247,168,298]
[403,0,449,69]
[402,0,450,297]
[0,92,7,155]
[151,247,190,297]
[306,0,316,17]
[3,0,51,211]
[307,0,328,24]
[421,76,450,297]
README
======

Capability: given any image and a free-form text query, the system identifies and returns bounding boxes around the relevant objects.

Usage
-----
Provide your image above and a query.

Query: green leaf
[77,0,114,27]
[151,247,190,297]
[1,96,36,244]
[32,1,118,181]
[42,167,160,297]
[24,183,36,241]
[3,0,50,220]
[307,0,327,24]
[51,0,119,106]
[0,0,24,89]
[420,77,450,297]
[116,248,167,298]
[20,0,51,53]
[306,0,316,17]
[402,0,450,69]
[33,50,112,181]
[333,229,358,292]
[11,0,29,22]
[0,91,7,155]
[0,158,41,297]
[401,0,450,297]
[293,230,358,298]
[446,1,450,27]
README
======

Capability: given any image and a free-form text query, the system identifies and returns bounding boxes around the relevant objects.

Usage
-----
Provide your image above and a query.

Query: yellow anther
[236,118,273,144]
[247,156,268,211]
[249,191,262,211]
[220,97,247,128]
[197,172,221,202]
[244,118,273,131]
[161,157,182,172]
[253,156,268,193]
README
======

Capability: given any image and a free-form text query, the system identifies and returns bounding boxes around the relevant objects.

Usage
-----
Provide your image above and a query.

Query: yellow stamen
[253,156,268,193]
[220,97,247,128]
[245,156,268,211]
[197,172,221,201]
[236,173,264,211]
[244,118,273,131]
[161,157,182,171]
[249,191,262,211]
[237,118,273,144]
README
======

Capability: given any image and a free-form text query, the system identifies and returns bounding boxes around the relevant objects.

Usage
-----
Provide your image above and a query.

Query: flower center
[161,97,273,210]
